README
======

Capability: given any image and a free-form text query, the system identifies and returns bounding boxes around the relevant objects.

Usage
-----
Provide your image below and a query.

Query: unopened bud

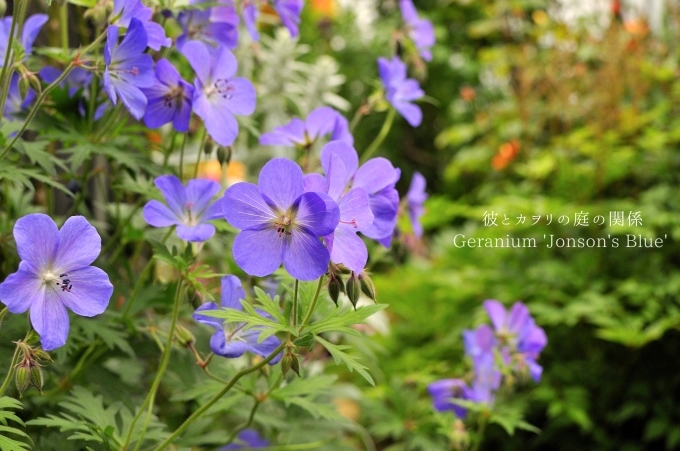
[25,331,40,346]
[32,349,52,362]
[346,272,361,309]
[174,324,195,347]
[29,364,44,393]
[358,272,376,302]
[18,76,30,99]
[216,146,232,166]
[327,275,344,306]
[14,365,30,397]
[0,0,7,16]
[27,73,41,94]
[203,138,214,156]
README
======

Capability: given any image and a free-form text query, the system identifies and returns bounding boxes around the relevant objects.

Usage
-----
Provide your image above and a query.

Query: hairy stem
[0,345,20,397]
[124,280,185,451]
[360,108,395,163]
[299,276,324,330]
[0,0,25,118]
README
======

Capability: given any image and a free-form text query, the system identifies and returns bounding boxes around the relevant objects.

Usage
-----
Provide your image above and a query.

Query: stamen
[213,79,235,99]
[340,218,358,228]
[56,273,73,293]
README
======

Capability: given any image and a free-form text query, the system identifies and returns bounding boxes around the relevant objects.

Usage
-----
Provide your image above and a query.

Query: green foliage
[0,397,30,451]
[27,386,166,450]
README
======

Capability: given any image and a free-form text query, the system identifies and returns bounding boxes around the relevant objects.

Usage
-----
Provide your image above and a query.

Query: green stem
[124,280,185,451]
[193,128,208,179]
[0,345,20,397]
[470,415,488,451]
[0,29,108,161]
[349,103,367,132]
[360,108,395,163]
[60,1,69,53]
[299,276,324,330]
[178,133,188,182]
[291,279,299,326]
[119,227,174,319]
[162,130,177,172]
[151,341,286,451]
[0,0,24,118]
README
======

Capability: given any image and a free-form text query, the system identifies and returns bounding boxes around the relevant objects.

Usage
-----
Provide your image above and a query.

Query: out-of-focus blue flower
[223,158,339,281]
[319,141,401,248]
[176,0,239,51]
[260,106,353,147]
[112,0,171,50]
[0,14,48,67]
[378,56,424,127]
[3,72,35,119]
[193,276,282,362]
[427,378,470,418]
[304,142,374,272]
[141,59,194,132]
[484,300,548,381]
[0,214,112,350]
[220,429,269,449]
[399,0,435,61]
[406,172,427,238]
[40,67,93,98]
[103,18,156,120]
[143,175,223,242]
[227,0,303,41]
[183,40,256,146]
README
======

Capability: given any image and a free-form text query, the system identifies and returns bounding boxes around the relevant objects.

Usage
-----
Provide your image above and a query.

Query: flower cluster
[428,300,547,418]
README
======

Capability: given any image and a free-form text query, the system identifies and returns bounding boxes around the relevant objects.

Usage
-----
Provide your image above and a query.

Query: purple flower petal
[302,173,327,193]
[210,329,249,358]
[176,224,216,242]
[212,46,238,81]
[325,152,348,201]
[428,378,469,418]
[221,275,246,310]
[242,4,259,41]
[108,76,148,120]
[193,95,240,146]
[507,302,530,333]
[320,141,359,179]
[186,178,221,217]
[20,14,48,54]
[223,78,256,116]
[155,175,187,217]
[0,262,41,314]
[353,157,400,194]
[483,300,506,332]
[274,0,303,37]
[260,119,306,146]
[182,40,212,84]
[53,216,102,272]
[339,188,374,232]
[57,266,112,316]
[327,227,367,273]
[30,290,70,351]
[144,21,172,51]
[233,228,285,277]
[393,99,422,127]
[223,182,276,230]
[242,330,283,363]
[283,230,330,281]
[305,106,338,141]
[13,213,58,270]
[361,187,399,241]
[294,192,340,237]
[143,200,180,227]
[193,301,223,328]
[258,158,304,213]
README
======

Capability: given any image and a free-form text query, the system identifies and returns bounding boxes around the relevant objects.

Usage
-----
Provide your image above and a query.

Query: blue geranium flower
[0,214,113,350]
[103,18,156,120]
[193,276,283,362]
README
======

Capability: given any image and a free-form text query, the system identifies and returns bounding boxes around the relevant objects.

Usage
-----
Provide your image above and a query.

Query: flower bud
[327,274,344,306]
[216,146,232,166]
[25,330,40,346]
[346,272,361,309]
[29,364,44,393]
[358,272,376,302]
[27,72,42,94]
[174,324,195,347]
[14,365,30,397]
[18,76,30,99]
[0,0,6,16]
[32,349,52,362]
[203,138,214,156]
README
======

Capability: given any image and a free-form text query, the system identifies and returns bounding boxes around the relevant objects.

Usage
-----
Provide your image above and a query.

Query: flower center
[274,214,294,237]
[163,85,186,109]
[206,79,235,99]
[43,272,72,293]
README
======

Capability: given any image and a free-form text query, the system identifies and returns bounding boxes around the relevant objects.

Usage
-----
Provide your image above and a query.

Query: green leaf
[0,397,30,451]
[315,336,375,385]
[305,304,387,336]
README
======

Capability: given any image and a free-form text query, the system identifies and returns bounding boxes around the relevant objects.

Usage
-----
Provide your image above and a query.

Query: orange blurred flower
[195,159,246,184]
[310,0,336,18]
[460,86,476,102]
[491,139,520,171]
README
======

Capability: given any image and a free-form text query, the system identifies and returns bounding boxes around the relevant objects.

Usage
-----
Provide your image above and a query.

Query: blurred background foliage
[312,0,680,450]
